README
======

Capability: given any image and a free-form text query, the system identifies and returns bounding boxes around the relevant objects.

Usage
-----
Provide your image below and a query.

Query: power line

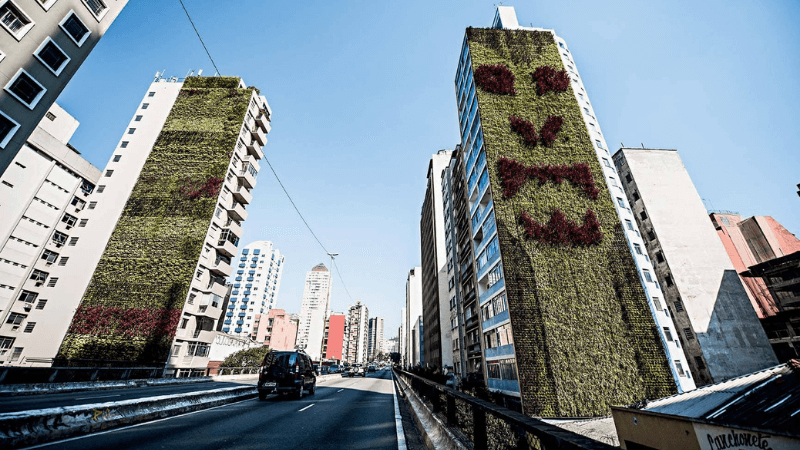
[177,0,220,76]
[332,259,356,303]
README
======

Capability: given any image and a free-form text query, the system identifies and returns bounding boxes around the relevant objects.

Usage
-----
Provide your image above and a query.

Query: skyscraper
[615,147,778,385]
[54,75,271,377]
[404,267,422,367]
[367,316,384,360]
[344,302,368,364]
[322,312,346,361]
[420,150,454,370]
[0,103,100,366]
[0,0,129,176]
[452,6,681,416]
[224,240,285,338]
[296,263,332,361]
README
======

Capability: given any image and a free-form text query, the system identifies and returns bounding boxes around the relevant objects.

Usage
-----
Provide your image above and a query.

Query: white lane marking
[337,389,344,392]
[391,371,407,450]
[298,403,315,412]
[74,394,123,401]
[21,396,256,449]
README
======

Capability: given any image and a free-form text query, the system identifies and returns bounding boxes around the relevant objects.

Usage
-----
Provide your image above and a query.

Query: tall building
[255,308,296,351]
[420,150,453,370]
[452,6,683,416]
[344,302,368,364]
[322,312,346,361]
[404,267,422,367]
[0,0,128,176]
[367,316,384,360]
[614,147,778,385]
[382,336,398,355]
[410,316,423,367]
[0,104,100,366]
[296,263,332,361]
[53,75,271,377]
[398,307,406,364]
[223,240,285,338]
[442,145,482,379]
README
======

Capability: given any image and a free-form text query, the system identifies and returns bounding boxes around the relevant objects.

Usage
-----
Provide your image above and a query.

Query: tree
[221,346,271,367]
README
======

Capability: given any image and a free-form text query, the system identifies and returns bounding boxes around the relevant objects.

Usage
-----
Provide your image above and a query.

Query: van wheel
[310,382,316,395]
[258,392,267,401]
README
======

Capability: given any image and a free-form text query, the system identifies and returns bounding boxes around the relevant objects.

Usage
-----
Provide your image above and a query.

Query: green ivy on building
[466,28,676,417]
[57,77,253,365]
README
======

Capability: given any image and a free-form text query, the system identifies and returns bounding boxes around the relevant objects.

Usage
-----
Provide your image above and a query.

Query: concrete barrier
[0,385,256,449]
[0,376,214,397]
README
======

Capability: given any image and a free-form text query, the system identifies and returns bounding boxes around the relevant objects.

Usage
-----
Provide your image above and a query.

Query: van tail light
[295,363,299,379]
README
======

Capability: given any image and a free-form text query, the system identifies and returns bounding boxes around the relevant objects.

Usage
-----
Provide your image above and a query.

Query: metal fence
[0,366,163,384]
[211,366,260,376]
[395,369,616,450]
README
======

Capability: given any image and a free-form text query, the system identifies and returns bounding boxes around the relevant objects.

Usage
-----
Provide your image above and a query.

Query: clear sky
[56,1,800,337]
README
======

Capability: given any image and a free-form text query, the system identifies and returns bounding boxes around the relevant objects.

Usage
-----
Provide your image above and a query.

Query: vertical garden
[57,77,253,365]
[465,28,676,417]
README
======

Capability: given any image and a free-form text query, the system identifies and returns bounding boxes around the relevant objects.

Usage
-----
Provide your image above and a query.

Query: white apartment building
[44,75,271,376]
[344,301,368,364]
[0,103,99,365]
[404,267,421,367]
[296,263,332,361]
[223,240,284,339]
[398,306,405,365]
[0,0,128,176]
[367,316,383,360]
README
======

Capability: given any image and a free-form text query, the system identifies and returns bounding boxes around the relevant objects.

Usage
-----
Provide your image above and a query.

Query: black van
[258,350,317,400]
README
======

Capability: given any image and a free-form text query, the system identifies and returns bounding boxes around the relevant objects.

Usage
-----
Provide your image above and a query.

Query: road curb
[0,385,256,449]
[0,377,213,397]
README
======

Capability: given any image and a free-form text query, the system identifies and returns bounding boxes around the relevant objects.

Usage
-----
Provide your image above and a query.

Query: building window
[148,91,155,97]
[68,237,78,246]
[0,1,33,40]
[41,249,58,264]
[602,158,612,167]
[52,231,67,246]
[625,173,632,183]
[655,251,664,263]
[105,170,113,177]
[18,290,37,304]
[694,356,706,370]
[662,327,674,341]
[127,128,135,134]
[675,360,686,377]
[47,277,58,287]
[6,312,26,325]
[81,0,107,19]
[30,269,49,283]
[23,322,35,333]
[96,185,105,193]
[120,141,129,148]
[0,336,14,351]
[2,180,13,188]
[34,37,71,76]
[61,213,77,228]
[59,11,90,46]
[5,69,46,109]
[640,210,648,221]
[665,274,674,287]
[673,300,684,312]
[88,201,97,209]
[0,109,20,148]
[113,155,121,162]
[141,103,149,109]
[34,299,45,309]
[683,327,695,340]
[616,197,625,208]
[647,230,656,241]
[625,219,634,231]
[134,115,142,122]
[652,296,663,311]
[633,243,643,255]
[58,256,69,266]
[642,269,653,283]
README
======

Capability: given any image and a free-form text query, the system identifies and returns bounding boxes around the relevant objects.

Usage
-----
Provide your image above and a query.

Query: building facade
[0,0,128,176]
[296,263,332,361]
[420,150,454,371]
[53,76,271,377]
[0,103,100,366]
[255,308,296,351]
[452,6,683,416]
[322,312,345,361]
[614,147,778,385]
[223,240,285,338]
[344,302,368,364]
[367,316,384,360]
[404,267,422,367]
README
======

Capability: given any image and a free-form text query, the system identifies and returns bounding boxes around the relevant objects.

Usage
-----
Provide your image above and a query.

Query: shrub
[532,65,569,96]
[474,64,517,95]
[509,115,538,146]
[221,346,271,368]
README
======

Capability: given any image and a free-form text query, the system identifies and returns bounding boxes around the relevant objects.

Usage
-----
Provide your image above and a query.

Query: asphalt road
[0,380,257,414]
[26,369,408,450]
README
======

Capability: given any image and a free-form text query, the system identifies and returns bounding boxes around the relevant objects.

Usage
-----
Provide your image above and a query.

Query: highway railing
[394,368,615,450]
[212,366,260,376]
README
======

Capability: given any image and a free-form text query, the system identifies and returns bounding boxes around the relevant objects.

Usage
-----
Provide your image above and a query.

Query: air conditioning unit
[23,304,32,311]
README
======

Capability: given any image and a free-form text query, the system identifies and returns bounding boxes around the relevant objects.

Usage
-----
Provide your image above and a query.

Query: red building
[323,313,346,361]
[255,309,297,351]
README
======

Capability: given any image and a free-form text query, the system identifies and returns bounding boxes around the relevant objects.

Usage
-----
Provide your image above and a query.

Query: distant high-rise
[344,302,368,364]
[367,316,384,360]
[0,0,129,177]
[296,263,332,361]
[322,312,346,361]
[404,267,422,367]
[255,308,296,351]
[224,241,285,338]
[451,6,682,416]
[0,104,100,366]
[54,75,271,377]
[615,147,778,385]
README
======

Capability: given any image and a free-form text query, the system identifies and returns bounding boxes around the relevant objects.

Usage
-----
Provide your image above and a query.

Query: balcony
[232,184,253,205]
[210,255,232,277]
[237,163,257,190]
[209,282,227,299]
[226,200,248,222]
[245,139,264,160]
[255,113,271,134]
[224,219,243,238]
[215,236,238,257]
[251,126,267,146]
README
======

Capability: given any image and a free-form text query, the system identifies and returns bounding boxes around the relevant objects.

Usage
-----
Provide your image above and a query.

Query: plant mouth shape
[520,208,603,246]
[497,157,599,200]
[532,65,570,96]
[474,64,517,95]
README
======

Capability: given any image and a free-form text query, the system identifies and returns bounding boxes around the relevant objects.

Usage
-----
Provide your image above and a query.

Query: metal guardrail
[0,366,163,385]
[212,366,260,376]
[395,368,616,450]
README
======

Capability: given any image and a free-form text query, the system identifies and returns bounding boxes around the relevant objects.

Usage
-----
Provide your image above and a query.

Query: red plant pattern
[520,209,603,246]
[509,116,538,146]
[497,157,599,200]
[69,305,182,339]
[474,64,517,95]
[179,177,223,200]
[540,115,564,147]
[532,65,570,96]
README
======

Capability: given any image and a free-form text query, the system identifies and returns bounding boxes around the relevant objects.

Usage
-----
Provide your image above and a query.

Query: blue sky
[56,1,800,336]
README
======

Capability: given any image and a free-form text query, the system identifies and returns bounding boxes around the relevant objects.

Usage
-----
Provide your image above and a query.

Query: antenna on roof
[641,143,645,148]
[197,69,203,77]
[185,69,194,78]
[621,142,625,147]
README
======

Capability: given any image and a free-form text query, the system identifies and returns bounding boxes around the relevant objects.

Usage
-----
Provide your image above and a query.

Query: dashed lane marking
[298,403,315,412]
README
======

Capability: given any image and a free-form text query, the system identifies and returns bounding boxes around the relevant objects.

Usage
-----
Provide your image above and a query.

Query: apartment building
[52,75,271,377]
[255,308,296,351]
[223,240,285,338]
[0,0,128,176]
[0,103,99,365]
[450,6,684,416]
[296,263,332,361]
[404,267,421,367]
[322,312,345,361]
[614,147,777,385]
[367,316,383,360]
[344,302,368,364]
